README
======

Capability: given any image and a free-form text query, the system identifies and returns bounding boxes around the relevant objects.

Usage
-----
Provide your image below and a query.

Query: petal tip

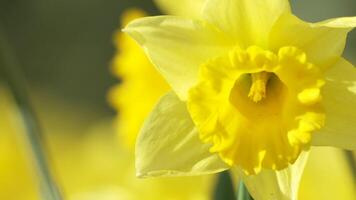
[122,28,146,46]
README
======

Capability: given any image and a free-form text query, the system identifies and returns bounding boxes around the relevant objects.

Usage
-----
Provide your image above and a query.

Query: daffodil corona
[188,46,325,174]
[124,0,356,199]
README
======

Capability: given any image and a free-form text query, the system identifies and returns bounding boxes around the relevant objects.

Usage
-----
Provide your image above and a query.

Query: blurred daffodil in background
[0,85,214,200]
[123,0,356,199]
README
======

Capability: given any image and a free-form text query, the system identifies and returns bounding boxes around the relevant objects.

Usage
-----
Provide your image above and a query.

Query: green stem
[237,181,253,200]
[0,26,62,200]
[344,150,356,184]
[213,171,236,200]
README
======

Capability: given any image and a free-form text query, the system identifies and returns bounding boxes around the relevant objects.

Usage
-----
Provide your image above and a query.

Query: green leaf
[0,25,62,200]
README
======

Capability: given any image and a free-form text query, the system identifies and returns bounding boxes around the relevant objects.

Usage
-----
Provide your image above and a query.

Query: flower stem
[344,150,356,184]
[213,171,236,200]
[237,181,253,200]
[0,26,63,200]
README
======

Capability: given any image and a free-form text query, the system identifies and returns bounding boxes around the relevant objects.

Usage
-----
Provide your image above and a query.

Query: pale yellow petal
[270,14,356,68]
[203,0,291,47]
[312,58,356,150]
[136,92,228,177]
[236,151,308,200]
[124,16,233,100]
[109,9,171,148]
[299,147,356,200]
[154,0,205,18]
[315,16,356,28]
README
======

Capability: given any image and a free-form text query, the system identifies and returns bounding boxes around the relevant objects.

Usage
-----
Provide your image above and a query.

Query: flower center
[187,46,325,174]
[248,72,271,102]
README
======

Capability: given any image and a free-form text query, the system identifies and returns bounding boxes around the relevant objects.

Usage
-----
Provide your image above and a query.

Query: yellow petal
[154,0,205,18]
[299,147,356,200]
[270,14,356,69]
[236,151,308,200]
[312,58,356,150]
[202,0,291,47]
[124,16,233,100]
[136,92,228,177]
[315,16,356,28]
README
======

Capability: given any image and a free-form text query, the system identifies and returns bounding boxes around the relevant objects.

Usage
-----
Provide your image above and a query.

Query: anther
[248,72,271,102]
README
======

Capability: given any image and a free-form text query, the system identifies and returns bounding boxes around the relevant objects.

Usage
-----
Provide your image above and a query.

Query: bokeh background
[0,0,355,199]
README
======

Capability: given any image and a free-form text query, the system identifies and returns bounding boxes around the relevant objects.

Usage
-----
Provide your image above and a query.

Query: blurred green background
[0,0,355,118]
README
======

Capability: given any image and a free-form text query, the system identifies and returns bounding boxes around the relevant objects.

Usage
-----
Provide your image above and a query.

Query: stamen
[248,72,271,102]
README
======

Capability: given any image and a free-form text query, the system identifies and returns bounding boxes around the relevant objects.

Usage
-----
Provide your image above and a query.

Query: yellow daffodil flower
[124,0,356,199]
